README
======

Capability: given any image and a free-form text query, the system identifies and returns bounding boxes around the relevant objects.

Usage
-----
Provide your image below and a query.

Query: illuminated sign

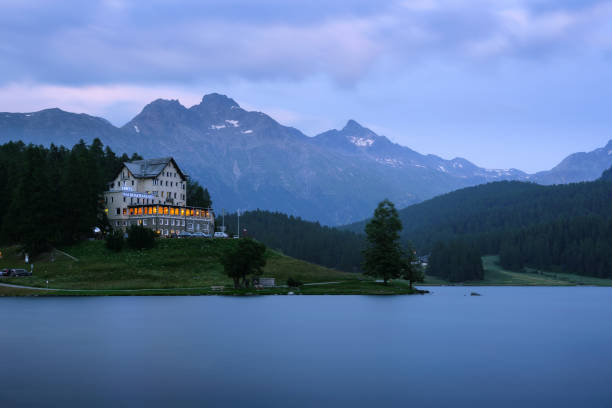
[123,192,154,199]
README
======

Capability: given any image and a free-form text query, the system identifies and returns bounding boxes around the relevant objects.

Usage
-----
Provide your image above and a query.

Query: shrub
[105,229,124,252]
[287,277,303,287]
[126,225,156,250]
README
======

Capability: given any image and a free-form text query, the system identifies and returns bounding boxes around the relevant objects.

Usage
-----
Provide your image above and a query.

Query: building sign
[123,192,154,199]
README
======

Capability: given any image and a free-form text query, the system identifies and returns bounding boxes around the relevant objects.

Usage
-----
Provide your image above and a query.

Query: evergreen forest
[0,139,141,253]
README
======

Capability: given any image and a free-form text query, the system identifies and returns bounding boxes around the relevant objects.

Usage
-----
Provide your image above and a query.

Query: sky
[1,0,611,173]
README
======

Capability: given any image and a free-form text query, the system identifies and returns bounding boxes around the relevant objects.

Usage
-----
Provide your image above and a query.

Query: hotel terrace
[104,157,215,236]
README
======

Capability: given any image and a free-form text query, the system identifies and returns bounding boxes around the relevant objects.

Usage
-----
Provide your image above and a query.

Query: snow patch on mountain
[241,130,253,134]
[376,157,404,168]
[349,136,374,147]
[133,125,140,133]
[225,120,239,127]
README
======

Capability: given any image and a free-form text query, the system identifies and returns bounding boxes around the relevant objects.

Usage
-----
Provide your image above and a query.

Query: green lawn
[1,239,407,295]
[422,255,612,286]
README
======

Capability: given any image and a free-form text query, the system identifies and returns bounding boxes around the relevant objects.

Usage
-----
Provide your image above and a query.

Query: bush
[105,229,124,252]
[126,225,156,250]
[287,277,303,287]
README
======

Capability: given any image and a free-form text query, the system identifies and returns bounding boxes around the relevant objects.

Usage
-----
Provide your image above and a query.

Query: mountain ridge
[1,93,611,225]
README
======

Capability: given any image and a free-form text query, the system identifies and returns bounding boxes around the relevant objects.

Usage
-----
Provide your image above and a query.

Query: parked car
[191,232,207,238]
[178,231,193,238]
[214,231,229,238]
[11,268,31,277]
[0,268,9,276]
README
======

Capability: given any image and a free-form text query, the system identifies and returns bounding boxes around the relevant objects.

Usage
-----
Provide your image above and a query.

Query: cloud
[0,82,204,125]
[1,0,612,87]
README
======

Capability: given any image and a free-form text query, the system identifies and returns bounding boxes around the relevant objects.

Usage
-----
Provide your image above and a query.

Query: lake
[1,287,612,407]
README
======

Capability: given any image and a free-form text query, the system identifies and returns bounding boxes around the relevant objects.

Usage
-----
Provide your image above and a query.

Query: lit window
[123,208,127,215]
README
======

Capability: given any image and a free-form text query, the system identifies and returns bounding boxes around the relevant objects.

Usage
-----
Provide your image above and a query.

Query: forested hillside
[499,216,611,277]
[346,169,612,279]
[222,210,366,272]
[0,140,141,253]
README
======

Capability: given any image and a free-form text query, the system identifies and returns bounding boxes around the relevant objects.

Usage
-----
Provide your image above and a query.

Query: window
[143,220,147,226]
[137,198,140,204]
[132,180,134,186]
[152,219,155,225]
[116,208,120,215]
[123,197,126,203]
[165,181,168,186]
[165,219,169,225]
[174,192,177,198]
[111,196,114,203]
[123,208,127,215]
[116,221,120,226]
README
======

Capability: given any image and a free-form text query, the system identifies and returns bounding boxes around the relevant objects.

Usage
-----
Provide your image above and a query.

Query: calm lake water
[1,287,612,407]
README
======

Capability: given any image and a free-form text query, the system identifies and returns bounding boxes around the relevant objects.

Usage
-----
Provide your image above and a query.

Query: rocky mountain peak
[198,93,240,110]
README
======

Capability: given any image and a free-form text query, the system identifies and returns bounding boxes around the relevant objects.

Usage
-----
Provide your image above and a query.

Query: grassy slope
[0,240,421,295]
[422,255,612,286]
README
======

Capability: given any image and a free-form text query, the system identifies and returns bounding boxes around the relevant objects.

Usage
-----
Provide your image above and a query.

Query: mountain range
[1,93,611,225]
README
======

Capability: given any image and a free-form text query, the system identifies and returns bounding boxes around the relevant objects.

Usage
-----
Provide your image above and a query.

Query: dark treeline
[0,139,141,253]
[499,216,612,277]
[223,210,366,272]
[427,239,484,282]
[186,179,212,208]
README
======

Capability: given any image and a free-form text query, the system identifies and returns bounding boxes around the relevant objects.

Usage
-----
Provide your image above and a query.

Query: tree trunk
[233,277,240,289]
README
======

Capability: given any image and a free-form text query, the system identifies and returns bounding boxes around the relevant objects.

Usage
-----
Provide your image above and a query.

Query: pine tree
[362,199,404,284]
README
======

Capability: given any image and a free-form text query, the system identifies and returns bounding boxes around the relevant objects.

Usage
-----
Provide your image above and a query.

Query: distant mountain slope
[531,140,612,184]
[601,165,612,181]
[0,108,127,150]
[1,93,610,225]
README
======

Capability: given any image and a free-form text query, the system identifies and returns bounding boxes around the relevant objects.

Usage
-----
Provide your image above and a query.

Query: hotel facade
[104,157,214,236]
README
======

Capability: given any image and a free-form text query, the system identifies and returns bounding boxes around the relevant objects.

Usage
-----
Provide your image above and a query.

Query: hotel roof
[123,157,187,179]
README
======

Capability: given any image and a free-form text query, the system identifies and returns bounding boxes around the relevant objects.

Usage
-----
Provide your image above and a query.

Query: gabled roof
[123,157,187,180]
